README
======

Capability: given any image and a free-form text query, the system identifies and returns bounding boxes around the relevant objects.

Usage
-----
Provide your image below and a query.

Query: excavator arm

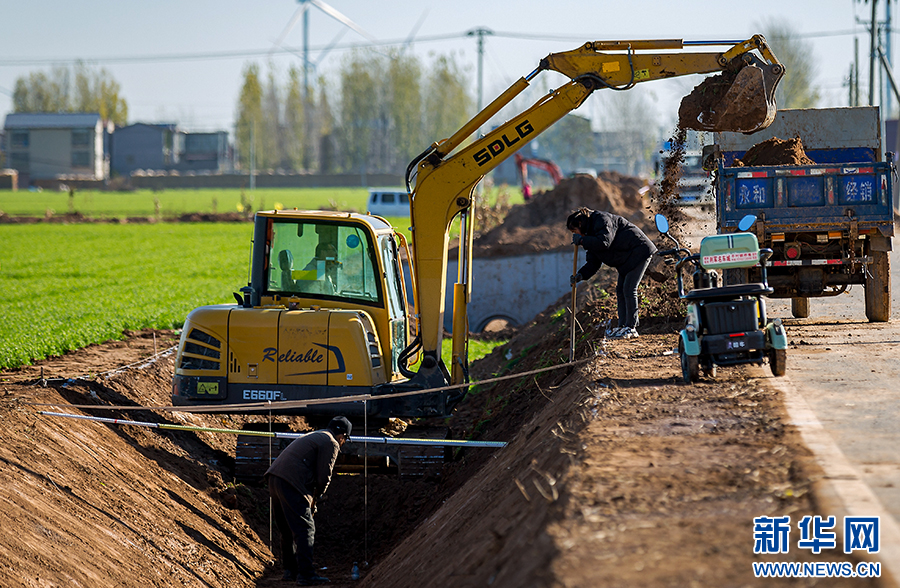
[404,36,783,389]
[515,153,563,199]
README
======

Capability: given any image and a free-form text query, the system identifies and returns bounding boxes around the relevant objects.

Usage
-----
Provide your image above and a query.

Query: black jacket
[577,211,657,278]
[265,430,341,507]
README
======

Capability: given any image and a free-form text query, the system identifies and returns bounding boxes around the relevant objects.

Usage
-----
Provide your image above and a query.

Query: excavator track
[394,426,453,478]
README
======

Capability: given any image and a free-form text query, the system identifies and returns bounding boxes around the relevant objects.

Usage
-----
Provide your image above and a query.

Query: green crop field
[0,184,519,220]
[1,223,252,370]
[0,221,505,371]
[0,187,371,218]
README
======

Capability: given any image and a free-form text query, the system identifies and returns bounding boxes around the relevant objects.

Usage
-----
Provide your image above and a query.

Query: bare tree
[234,63,263,171]
[594,89,660,176]
[284,65,305,170]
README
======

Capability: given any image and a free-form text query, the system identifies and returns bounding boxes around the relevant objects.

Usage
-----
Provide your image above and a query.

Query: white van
[367,188,410,217]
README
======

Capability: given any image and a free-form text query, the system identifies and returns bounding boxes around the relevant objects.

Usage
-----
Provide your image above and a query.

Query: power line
[0,28,870,69]
[0,32,466,67]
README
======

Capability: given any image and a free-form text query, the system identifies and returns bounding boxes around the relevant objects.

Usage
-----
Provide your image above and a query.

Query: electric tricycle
[654,214,788,383]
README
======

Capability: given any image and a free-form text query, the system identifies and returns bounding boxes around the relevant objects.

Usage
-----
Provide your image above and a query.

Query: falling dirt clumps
[731,136,816,167]
[646,127,692,242]
[472,172,650,258]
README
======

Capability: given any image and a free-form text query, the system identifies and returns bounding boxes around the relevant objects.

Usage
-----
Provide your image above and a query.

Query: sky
[0,0,891,136]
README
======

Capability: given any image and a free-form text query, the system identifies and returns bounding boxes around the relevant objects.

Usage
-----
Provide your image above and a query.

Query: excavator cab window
[267,220,382,305]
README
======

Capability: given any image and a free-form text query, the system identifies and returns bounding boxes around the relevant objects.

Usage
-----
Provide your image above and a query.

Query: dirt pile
[360,278,869,588]
[473,173,650,258]
[678,63,772,133]
[731,136,816,167]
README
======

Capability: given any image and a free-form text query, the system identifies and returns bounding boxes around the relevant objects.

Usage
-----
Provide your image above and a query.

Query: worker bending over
[567,207,657,339]
[266,416,351,585]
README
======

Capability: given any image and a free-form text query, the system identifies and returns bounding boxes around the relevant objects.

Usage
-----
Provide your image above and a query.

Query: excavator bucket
[679,55,784,134]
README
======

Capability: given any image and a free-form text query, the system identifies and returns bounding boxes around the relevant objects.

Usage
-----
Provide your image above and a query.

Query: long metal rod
[878,45,900,104]
[570,244,578,362]
[37,411,507,448]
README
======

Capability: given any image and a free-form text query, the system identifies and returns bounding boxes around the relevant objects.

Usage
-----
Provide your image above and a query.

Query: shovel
[569,244,578,362]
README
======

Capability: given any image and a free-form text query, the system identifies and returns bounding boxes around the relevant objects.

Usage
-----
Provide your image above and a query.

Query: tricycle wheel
[769,349,786,377]
[679,339,700,383]
[791,297,810,319]
[864,250,890,323]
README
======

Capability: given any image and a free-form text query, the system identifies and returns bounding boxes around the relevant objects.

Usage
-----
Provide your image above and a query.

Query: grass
[0,185,517,369]
[1,223,251,369]
[0,187,371,218]
[0,185,519,220]
[0,185,519,247]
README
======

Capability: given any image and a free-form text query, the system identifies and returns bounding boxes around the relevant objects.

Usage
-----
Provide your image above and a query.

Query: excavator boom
[404,36,783,389]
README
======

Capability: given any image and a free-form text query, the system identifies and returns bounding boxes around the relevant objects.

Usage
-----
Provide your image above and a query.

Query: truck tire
[724,268,750,286]
[791,297,810,319]
[865,250,891,323]
[769,349,786,377]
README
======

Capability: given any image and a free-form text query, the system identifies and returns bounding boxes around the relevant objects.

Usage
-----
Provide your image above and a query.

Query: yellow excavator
[170,37,783,475]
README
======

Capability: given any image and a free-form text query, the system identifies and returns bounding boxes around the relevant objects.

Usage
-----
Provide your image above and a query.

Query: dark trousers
[616,256,652,329]
[268,475,316,577]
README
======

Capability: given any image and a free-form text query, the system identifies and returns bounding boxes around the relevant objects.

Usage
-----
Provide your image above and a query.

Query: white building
[3,113,113,185]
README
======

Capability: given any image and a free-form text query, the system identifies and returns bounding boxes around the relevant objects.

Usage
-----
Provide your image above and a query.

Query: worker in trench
[567,207,657,339]
[265,416,352,585]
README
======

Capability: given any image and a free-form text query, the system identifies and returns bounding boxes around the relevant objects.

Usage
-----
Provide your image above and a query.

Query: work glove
[570,273,582,286]
[572,233,583,246]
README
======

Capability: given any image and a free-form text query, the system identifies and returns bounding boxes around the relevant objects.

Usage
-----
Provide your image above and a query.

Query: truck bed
[714,106,894,236]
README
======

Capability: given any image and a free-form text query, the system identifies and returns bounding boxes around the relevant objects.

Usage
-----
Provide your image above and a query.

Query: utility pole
[302,0,310,103]
[467,28,494,111]
[302,0,312,172]
[887,0,894,116]
[855,36,861,106]
[870,0,878,106]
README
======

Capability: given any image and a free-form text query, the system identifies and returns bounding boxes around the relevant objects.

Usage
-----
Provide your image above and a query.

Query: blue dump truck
[711,107,894,322]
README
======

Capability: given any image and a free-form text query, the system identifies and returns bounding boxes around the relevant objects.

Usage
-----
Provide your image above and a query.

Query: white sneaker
[610,327,639,339]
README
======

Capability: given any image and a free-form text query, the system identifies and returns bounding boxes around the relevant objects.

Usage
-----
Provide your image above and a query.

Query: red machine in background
[515,153,563,200]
